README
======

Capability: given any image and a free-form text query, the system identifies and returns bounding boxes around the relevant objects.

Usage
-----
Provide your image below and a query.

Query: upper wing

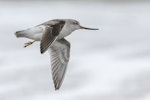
[49,38,70,90]
[40,21,65,54]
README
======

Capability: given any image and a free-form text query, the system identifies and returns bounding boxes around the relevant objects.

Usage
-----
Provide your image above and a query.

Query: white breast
[57,24,73,39]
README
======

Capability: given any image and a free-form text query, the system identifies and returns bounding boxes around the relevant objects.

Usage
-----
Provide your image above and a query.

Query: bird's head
[67,19,99,31]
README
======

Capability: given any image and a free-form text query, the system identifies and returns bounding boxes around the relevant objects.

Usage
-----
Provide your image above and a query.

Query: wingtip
[40,43,52,54]
[40,50,45,54]
[55,88,59,91]
[40,45,45,54]
[54,85,60,91]
[40,50,44,54]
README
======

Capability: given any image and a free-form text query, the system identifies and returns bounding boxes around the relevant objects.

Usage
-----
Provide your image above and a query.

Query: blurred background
[0,0,150,100]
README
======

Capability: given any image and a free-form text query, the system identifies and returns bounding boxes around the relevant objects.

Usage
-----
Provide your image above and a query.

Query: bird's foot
[24,41,35,48]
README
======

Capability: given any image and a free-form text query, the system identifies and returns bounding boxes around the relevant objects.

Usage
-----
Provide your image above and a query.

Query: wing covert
[40,21,65,54]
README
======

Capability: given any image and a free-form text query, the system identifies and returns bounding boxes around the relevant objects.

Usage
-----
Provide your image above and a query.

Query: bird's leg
[24,40,36,48]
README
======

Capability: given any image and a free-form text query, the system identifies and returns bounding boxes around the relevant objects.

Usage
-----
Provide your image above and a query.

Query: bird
[15,19,98,90]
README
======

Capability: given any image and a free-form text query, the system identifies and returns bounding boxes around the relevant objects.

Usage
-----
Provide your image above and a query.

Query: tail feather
[15,26,43,40]
[15,31,24,38]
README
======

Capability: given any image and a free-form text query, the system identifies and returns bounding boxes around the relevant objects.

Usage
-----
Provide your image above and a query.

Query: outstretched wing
[40,21,65,54]
[49,38,70,90]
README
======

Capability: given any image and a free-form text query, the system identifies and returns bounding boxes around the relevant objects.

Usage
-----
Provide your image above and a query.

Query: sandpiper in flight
[15,19,98,90]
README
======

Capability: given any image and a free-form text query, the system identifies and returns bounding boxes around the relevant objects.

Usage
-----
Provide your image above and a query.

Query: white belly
[20,26,43,41]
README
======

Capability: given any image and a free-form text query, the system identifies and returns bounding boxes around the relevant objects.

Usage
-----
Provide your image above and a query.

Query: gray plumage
[40,21,65,54]
[15,19,98,90]
[50,39,70,90]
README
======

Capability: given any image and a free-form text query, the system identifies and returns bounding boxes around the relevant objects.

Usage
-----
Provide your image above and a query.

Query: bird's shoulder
[40,19,66,27]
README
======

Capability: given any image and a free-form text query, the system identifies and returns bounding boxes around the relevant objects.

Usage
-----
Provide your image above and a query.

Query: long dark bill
[80,26,99,30]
